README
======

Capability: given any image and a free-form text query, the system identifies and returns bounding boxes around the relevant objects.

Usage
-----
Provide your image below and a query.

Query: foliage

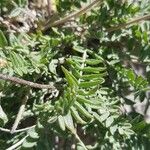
[1,0,150,149]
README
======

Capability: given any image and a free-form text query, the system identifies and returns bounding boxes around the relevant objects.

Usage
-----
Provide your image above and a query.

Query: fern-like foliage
[1,0,150,149]
[21,45,135,149]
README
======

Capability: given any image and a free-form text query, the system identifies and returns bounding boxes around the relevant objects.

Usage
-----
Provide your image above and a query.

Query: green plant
[1,0,150,149]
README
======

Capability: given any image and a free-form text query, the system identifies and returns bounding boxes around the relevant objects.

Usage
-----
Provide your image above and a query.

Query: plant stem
[74,133,88,150]
[107,14,150,32]
[6,135,28,150]
[0,73,55,90]
[10,90,30,134]
[0,125,35,133]
[42,0,103,31]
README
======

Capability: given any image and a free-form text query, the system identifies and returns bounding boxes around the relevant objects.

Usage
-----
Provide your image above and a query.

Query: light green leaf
[61,66,78,88]
[106,116,114,127]
[85,59,102,65]
[58,115,66,131]
[118,127,124,135]
[93,112,102,123]
[9,8,22,18]
[0,105,8,126]
[48,116,57,123]
[100,112,110,122]
[76,95,100,105]
[81,74,105,80]
[0,30,8,47]
[81,67,106,73]
[64,112,75,132]
[28,129,39,139]
[110,125,118,135]
[9,33,19,46]
[71,106,86,124]
[79,79,104,88]
[73,45,85,53]
[22,139,37,148]
[127,69,136,81]
[49,59,58,74]
[75,101,93,119]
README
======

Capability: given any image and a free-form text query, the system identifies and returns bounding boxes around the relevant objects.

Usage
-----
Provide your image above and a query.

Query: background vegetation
[1,0,150,149]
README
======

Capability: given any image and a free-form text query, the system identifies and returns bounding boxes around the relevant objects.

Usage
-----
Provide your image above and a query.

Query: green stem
[74,132,88,150]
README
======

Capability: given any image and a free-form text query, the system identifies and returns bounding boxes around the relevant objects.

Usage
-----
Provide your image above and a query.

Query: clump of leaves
[1,0,150,150]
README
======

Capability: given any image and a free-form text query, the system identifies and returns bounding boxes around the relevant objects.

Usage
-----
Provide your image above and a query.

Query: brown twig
[10,91,29,134]
[42,0,103,31]
[107,14,150,32]
[47,0,52,16]
[0,73,55,90]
